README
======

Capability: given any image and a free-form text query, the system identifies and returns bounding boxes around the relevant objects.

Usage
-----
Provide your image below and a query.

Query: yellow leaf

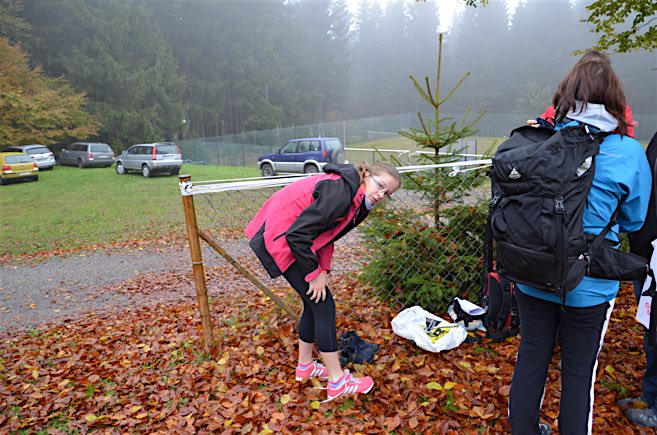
[459,361,472,369]
[31,370,39,379]
[136,412,148,419]
[310,400,321,409]
[85,414,98,422]
[444,381,457,390]
[256,346,265,356]
[130,405,141,413]
[605,365,616,375]
[426,381,442,390]
[218,357,228,365]
[58,379,70,388]
[280,394,291,405]
[224,419,233,426]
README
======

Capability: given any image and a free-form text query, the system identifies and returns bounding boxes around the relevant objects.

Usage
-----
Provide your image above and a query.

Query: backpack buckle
[554,197,565,213]
[490,194,501,209]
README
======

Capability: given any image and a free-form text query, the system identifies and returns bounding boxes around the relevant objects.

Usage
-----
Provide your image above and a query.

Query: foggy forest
[4,0,657,148]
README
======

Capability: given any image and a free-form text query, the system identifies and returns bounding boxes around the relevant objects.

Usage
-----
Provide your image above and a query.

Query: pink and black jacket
[245,164,367,283]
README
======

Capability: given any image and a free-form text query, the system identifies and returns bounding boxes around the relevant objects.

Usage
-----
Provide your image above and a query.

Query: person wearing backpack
[245,162,400,402]
[620,131,657,427]
[507,51,651,434]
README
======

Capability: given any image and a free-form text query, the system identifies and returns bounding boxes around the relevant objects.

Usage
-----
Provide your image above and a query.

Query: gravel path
[0,241,258,334]
[0,237,360,335]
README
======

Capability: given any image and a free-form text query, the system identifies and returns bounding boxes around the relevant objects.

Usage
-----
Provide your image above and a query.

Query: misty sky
[346,0,585,32]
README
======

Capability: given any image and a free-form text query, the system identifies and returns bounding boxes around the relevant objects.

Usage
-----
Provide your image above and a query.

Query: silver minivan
[115,142,183,178]
[60,142,115,168]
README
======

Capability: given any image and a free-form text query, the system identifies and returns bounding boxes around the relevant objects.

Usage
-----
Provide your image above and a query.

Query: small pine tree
[359,34,489,314]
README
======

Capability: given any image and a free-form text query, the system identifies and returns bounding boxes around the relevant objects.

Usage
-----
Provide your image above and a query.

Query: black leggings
[283,262,337,352]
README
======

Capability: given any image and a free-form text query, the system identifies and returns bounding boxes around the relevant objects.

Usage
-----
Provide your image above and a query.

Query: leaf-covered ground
[1,255,655,434]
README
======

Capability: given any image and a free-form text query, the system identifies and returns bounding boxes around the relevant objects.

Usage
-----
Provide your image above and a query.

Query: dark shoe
[339,331,379,365]
[617,397,648,409]
[625,407,657,427]
[539,423,550,434]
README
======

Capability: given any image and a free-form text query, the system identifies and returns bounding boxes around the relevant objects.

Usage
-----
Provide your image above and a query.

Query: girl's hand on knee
[307,272,327,303]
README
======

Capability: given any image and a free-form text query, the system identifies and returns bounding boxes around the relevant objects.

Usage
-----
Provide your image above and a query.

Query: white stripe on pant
[508,290,614,435]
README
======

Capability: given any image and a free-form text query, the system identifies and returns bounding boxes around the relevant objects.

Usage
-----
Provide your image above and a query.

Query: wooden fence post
[179,175,214,352]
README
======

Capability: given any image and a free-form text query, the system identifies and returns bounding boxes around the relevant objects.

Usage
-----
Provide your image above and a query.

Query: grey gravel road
[0,247,191,333]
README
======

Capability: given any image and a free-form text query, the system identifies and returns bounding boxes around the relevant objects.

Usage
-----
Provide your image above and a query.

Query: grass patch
[0,164,260,256]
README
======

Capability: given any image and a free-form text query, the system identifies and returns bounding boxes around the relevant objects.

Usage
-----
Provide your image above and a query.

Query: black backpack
[486,123,606,303]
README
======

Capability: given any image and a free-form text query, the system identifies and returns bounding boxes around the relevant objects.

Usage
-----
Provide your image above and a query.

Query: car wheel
[0,177,6,186]
[142,164,151,178]
[170,168,180,176]
[304,164,319,174]
[329,148,346,164]
[77,159,85,169]
[33,175,38,182]
[261,163,275,177]
[116,162,126,174]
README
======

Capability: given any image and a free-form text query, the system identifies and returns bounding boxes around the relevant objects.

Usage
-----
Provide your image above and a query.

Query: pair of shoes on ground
[617,397,657,427]
[295,360,374,402]
[338,331,380,366]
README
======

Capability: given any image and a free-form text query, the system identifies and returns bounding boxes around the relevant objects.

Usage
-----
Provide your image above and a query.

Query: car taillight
[33,162,38,168]
[2,165,10,172]
[322,150,327,158]
[87,153,93,158]
[48,153,54,157]
[152,147,157,160]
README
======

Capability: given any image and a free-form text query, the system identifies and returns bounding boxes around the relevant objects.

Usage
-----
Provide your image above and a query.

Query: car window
[71,144,83,151]
[155,145,178,154]
[126,147,138,155]
[297,141,311,153]
[325,139,342,152]
[90,144,112,153]
[280,141,297,153]
[26,147,49,155]
[143,146,153,155]
[5,155,32,164]
[309,141,321,152]
[4,147,21,152]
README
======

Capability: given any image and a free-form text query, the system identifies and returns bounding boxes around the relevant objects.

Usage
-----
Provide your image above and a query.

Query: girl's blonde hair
[356,161,401,185]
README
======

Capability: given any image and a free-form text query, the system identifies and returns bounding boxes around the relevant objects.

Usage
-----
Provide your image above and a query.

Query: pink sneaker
[324,370,374,402]
[295,361,329,381]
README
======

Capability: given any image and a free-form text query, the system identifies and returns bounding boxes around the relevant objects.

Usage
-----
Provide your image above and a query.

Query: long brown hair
[356,161,401,185]
[552,50,628,135]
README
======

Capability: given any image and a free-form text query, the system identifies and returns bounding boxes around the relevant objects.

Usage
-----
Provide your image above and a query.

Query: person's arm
[285,178,352,282]
[618,151,652,233]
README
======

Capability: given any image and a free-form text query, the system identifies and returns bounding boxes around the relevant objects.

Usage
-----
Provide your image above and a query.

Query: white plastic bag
[636,239,657,328]
[391,306,467,352]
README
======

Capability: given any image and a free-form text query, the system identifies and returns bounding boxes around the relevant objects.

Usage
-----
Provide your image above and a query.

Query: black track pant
[283,263,338,352]
[509,290,613,435]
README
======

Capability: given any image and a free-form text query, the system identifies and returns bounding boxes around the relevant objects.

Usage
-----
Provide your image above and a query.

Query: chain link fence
[183,159,491,320]
[177,112,657,167]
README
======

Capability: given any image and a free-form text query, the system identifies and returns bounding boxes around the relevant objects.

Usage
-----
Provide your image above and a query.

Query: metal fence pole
[179,175,214,352]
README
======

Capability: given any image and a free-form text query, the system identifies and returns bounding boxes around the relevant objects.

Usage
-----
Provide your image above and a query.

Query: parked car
[4,144,56,169]
[115,142,183,178]
[59,142,115,168]
[257,137,346,176]
[0,152,39,185]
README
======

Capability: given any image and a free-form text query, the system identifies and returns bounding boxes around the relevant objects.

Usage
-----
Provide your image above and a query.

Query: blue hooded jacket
[518,103,651,307]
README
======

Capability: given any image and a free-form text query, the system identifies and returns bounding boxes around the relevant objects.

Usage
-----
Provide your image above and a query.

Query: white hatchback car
[5,145,56,169]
